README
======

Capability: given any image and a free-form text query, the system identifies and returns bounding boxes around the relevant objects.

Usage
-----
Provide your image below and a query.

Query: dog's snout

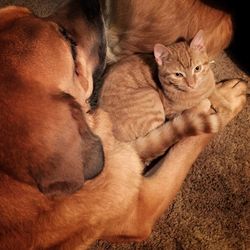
[83,136,104,180]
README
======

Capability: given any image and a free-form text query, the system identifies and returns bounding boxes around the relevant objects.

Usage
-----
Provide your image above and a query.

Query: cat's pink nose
[187,80,197,89]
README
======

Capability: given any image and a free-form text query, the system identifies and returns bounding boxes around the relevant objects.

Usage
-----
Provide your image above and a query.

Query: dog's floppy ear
[29,93,104,198]
[29,116,88,197]
[31,152,85,198]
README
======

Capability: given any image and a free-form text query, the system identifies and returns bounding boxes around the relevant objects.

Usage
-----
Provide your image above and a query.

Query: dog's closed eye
[59,26,79,73]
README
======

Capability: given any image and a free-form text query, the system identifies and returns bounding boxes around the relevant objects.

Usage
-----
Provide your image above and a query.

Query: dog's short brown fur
[103,0,233,61]
[0,1,247,250]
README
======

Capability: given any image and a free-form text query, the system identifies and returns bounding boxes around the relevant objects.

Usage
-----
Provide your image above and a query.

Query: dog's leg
[102,134,213,241]
[102,79,247,241]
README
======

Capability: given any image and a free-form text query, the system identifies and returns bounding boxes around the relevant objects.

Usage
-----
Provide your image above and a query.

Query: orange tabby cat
[154,30,215,119]
[99,31,218,162]
[103,0,232,61]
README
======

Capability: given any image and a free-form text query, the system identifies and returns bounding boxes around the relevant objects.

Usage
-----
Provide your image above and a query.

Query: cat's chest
[159,90,202,118]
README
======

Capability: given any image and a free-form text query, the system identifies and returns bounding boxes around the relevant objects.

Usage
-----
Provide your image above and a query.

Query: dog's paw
[210,79,247,127]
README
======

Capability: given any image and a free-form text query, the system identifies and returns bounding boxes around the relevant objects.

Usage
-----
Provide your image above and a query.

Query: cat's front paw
[181,99,220,135]
[210,79,247,127]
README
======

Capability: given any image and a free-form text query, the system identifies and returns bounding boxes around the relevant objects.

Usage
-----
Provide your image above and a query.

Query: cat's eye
[175,72,184,78]
[194,65,202,73]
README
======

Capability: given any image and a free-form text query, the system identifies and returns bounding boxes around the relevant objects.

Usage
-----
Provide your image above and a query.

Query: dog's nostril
[83,139,104,180]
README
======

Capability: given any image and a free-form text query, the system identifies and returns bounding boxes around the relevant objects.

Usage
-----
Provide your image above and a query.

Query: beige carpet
[1,1,249,249]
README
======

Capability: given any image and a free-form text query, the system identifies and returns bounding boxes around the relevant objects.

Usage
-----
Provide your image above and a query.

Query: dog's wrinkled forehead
[0,12,76,93]
[0,7,56,46]
[0,6,29,28]
[2,15,69,59]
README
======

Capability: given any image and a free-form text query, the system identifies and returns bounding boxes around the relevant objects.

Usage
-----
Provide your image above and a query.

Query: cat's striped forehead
[163,42,197,68]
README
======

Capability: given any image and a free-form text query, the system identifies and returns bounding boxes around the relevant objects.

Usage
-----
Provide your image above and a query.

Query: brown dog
[0,1,247,250]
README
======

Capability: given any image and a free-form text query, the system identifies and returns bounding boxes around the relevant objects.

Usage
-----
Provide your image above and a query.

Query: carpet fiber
[1,1,249,249]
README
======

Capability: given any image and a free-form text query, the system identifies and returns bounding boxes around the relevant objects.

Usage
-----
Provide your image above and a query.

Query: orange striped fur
[104,0,232,61]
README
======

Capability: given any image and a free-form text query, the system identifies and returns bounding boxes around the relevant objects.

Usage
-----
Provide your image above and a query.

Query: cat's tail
[132,99,220,163]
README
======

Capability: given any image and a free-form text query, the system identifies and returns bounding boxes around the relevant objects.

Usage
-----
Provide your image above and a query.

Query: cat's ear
[190,30,206,52]
[154,44,168,66]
